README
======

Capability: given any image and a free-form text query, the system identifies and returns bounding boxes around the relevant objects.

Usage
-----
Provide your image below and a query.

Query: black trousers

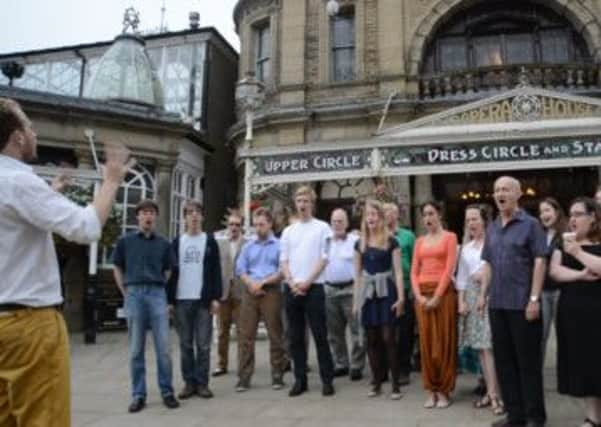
[285,285,334,385]
[489,308,546,425]
[397,290,416,375]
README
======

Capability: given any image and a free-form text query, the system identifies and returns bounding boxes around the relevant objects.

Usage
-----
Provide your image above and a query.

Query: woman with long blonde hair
[353,200,405,399]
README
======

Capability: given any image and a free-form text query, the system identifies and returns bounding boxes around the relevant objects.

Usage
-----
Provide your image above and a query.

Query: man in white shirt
[167,201,222,400]
[281,186,335,397]
[0,97,132,427]
[324,209,365,381]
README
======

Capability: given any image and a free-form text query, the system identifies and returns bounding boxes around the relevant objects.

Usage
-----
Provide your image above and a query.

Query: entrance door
[431,166,599,239]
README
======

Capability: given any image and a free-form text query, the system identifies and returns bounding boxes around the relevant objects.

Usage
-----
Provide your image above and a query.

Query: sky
[0,0,240,55]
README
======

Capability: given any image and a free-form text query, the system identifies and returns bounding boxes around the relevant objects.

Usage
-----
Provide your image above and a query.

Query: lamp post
[326,0,340,16]
[236,72,265,233]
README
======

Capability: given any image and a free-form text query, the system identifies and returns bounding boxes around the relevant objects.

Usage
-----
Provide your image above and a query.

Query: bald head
[330,208,349,237]
[494,176,522,215]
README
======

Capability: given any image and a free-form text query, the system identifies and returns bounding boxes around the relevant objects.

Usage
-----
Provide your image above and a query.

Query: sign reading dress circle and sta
[257,150,368,176]
[383,137,601,167]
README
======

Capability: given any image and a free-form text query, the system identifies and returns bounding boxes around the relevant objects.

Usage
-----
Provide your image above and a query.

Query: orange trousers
[0,308,70,427]
[414,283,457,394]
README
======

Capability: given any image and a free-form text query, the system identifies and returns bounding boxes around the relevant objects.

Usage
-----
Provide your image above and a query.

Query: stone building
[230,0,601,232]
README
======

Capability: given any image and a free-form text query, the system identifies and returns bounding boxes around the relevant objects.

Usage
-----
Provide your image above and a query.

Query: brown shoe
[178,384,197,400]
[197,385,214,399]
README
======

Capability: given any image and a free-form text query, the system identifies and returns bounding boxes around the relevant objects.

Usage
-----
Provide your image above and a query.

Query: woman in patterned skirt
[456,204,504,416]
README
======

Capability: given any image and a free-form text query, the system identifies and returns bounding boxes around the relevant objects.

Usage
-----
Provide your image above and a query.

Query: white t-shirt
[280,218,331,284]
[324,233,359,283]
[177,232,207,300]
[455,240,484,291]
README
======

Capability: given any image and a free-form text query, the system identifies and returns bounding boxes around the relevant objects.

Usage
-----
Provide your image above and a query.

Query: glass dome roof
[85,34,164,108]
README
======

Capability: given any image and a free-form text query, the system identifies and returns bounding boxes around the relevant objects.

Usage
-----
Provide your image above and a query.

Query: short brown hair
[0,98,25,152]
[294,185,316,203]
[253,207,273,223]
[183,200,203,216]
[135,199,159,215]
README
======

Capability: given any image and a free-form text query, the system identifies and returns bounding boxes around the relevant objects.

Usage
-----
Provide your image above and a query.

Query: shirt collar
[253,233,276,245]
[494,208,526,227]
[137,230,156,239]
[0,154,33,172]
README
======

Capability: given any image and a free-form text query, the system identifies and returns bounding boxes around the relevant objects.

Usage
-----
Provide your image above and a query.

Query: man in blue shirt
[478,176,547,427]
[113,199,179,413]
[235,207,287,392]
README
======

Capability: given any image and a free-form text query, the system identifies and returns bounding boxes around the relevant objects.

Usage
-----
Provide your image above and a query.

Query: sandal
[474,394,492,409]
[435,393,452,409]
[581,418,601,427]
[490,397,505,416]
[423,394,437,409]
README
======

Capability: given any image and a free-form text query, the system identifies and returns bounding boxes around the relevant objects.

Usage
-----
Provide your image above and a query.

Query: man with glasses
[214,213,247,376]
[235,208,287,392]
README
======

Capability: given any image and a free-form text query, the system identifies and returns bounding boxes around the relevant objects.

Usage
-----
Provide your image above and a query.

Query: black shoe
[212,368,227,377]
[288,382,308,397]
[272,377,285,390]
[491,418,525,427]
[322,383,335,396]
[350,369,363,381]
[177,384,197,400]
[197,385,214,399]
[398,372,410,386]
[235,380,250,392]
[163,395,180,409]
[333,367,349,377]
[128,398,145,413]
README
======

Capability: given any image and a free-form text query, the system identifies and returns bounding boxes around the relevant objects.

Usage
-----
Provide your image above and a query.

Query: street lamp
[326,0,340,16]
[236,72,265,233]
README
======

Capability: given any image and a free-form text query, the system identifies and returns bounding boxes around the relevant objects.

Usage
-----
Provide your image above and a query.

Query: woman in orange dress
[411,201,458,409]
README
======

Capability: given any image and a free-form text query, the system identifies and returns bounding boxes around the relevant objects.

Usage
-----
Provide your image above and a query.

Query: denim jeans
[175,300,213,387]
[541,289,560,364]
[125,285,174,400]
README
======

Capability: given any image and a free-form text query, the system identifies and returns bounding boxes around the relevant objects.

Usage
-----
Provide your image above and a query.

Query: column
[156,159,176,237]
[413,174,432,235]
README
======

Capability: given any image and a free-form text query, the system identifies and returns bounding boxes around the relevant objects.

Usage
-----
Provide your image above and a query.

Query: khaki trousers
[217,294,241,371]
[0,308,70,427]
[238,286,287,382]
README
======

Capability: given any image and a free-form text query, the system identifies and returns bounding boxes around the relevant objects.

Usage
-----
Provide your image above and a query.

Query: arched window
[170,167,203,238]
[422,2,591,75]
[100,163,156,266]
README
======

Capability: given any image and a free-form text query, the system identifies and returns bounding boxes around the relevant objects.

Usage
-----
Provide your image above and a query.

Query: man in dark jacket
[167,200,222,399]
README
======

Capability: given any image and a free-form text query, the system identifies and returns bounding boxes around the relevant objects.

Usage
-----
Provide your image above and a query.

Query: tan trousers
[238,286,287,382]
[217,294,241,371]
[0,308,70,427]
[414,283,458,395]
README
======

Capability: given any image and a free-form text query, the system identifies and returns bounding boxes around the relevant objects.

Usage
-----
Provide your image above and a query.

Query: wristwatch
[529,295,540,303]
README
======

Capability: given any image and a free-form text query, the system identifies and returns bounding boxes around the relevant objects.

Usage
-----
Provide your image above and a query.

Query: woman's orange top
[411,231,458,297]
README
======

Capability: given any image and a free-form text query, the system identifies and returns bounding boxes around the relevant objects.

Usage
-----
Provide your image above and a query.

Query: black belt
[325,280,353,289]
[0,304,60,312]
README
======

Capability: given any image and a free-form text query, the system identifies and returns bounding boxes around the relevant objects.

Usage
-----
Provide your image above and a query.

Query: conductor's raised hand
[102,142,136,185]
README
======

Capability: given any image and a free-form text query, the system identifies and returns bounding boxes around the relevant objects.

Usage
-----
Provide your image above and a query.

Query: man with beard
[478,176,547,427]
[0,97,132,427]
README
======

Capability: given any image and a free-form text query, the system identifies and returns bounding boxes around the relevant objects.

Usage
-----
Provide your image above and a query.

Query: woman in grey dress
[456,204,504,415]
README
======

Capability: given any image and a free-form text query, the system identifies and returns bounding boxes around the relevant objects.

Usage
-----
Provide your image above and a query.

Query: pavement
[71,328,584,427]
